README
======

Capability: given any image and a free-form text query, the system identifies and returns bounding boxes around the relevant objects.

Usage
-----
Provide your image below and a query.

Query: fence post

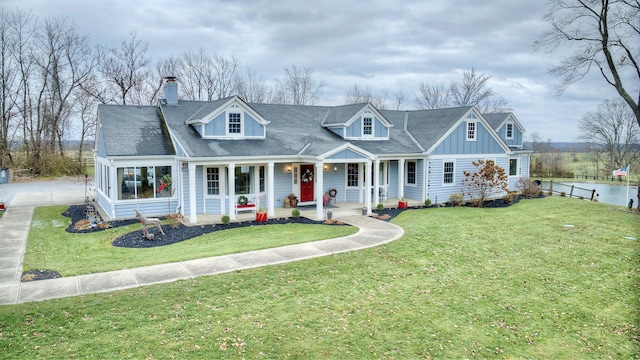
[549,179,553,194]
[569,185,574,198]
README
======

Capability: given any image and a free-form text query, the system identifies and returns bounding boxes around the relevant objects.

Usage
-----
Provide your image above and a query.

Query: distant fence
[574,174,636,182]
[540,180,597,201]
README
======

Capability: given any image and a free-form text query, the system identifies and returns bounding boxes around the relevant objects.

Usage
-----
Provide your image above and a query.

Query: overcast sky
[1,0,625,141]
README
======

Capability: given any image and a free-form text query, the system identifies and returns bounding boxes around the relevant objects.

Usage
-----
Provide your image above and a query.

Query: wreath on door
[301,169,313,183]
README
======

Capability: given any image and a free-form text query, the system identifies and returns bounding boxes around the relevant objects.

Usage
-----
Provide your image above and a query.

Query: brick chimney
[163,76,178,106]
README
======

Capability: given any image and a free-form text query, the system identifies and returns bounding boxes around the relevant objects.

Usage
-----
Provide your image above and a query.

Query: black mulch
[61,204,350,249]
[62,204,142,233]
[21,269,62,281]
[372,195,536,221]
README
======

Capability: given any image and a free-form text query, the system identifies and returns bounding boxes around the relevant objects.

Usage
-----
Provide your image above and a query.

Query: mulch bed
[61,204,349,249]
[21,269,62,282]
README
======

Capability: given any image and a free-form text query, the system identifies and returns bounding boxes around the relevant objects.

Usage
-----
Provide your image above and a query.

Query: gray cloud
[1,0,624,141]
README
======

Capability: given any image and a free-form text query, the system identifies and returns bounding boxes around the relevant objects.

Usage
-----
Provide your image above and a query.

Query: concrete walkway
[0,189,403,305]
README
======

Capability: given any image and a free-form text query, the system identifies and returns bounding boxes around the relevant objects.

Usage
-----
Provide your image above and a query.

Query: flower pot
[326,210,333,220]
[398,201,408,209]
[361,207,367,215]
[256,212,268,222]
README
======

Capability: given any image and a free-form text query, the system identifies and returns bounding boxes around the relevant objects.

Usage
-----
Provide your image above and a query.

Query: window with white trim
[443,161,454,185]
[207,167,220,195]
[506,123,514,139]
[228,113,241,134]
[347,163,359,187]
[363,117,373,136]
[406,161,416,185]
[466,121,476,141]
[509,159,518,176]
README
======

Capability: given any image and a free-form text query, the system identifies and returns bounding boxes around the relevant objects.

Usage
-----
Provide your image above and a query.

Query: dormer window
[228,112,242,134]
[466,121,476,141]
[363,117,373,136]
[506,123,514,139]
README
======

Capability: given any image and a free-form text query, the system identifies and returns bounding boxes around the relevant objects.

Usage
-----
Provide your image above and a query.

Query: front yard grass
[2,197,639,358]
[21,206,357,275]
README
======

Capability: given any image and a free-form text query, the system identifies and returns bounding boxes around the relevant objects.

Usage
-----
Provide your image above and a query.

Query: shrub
[448,193,464,206]
[503,191,519,205]
[291,209,301,218]
[560,192,566,197]
[516,177,543,198]
[376,203,384,211]
[470,198,484,207]
[461,159,509,207]
[424,198,432,207]
[221,215,230,225]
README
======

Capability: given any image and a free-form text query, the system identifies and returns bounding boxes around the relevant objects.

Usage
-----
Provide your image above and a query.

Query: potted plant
[398,198,408,209]
[326,209,333,220]
[256,208,268,222]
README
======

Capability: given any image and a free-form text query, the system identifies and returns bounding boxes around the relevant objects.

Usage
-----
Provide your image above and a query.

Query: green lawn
[2,197,639,358]
[22,206,357,275]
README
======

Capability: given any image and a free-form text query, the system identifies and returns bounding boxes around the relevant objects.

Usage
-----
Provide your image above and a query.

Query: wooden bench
[235,203,256,215]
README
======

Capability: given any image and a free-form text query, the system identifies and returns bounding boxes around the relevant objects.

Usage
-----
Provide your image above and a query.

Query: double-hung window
[466,121,476,141]
[206,168,220,195]
[363,117,373,136]
[443,161,454,185]
[228,113,241,134]
[506,123,514,139]
[509,159,518,176]
[406,161,416,185]
[347,163,359,187]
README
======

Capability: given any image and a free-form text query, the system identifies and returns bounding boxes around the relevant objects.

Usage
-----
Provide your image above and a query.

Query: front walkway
[0,192,404,305]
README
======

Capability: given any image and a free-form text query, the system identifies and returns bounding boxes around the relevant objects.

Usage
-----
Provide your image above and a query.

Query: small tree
[461,159,509,207]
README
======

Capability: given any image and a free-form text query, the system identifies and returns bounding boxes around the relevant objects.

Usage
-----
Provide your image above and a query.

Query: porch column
[267,162,275,217]
[188,163,197,224]
[315,162,324,220]
[228,163,236,220]
[364,160,372,215]
[373,158,380,205]
[398,159,405,200]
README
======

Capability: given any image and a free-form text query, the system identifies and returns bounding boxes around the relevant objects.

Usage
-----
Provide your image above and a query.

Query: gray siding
[375,118,389,138]
[327,149,366,160]
[244,113,264,137]
[96,129,107,157]
[404,159,424,201]
[346,118,361,137]
[433,122,505,155]
[204,113,225,136]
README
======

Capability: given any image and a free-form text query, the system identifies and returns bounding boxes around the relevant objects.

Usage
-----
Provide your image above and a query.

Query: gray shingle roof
[99,99,482,159]
[98,104,175,157]
[382,106,473,151]
[483,113,510,130]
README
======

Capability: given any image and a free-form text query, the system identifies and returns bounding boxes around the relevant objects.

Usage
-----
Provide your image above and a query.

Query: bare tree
[0,9,26,168]
[343,83,394,109]
[578,98,640,172]
[414,81,450,109]
[534,0,639,127]
[234,66,271,103]
[344,83,373,104]
[94,32,153,105]
[449,68,509,112]
[392,89,406,110]
[278,65,325,105]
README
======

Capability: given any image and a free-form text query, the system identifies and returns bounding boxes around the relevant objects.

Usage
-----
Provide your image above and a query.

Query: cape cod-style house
[93,78,531,223]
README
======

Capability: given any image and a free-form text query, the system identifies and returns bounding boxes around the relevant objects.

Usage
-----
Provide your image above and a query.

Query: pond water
[561,182,639,207]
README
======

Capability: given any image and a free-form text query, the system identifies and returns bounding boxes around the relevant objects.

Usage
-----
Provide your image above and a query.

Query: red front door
[300,165,314,202]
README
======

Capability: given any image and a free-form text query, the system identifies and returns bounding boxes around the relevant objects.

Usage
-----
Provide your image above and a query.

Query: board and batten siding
[432,122,505,155]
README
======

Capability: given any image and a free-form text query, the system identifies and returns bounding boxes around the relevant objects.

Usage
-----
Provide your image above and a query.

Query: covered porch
[186,197,421,225]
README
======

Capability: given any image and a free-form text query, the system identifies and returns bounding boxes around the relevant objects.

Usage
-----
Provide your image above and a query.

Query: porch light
[286,165,292,173]
[333,165,338,172]
[323,164,328,171]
